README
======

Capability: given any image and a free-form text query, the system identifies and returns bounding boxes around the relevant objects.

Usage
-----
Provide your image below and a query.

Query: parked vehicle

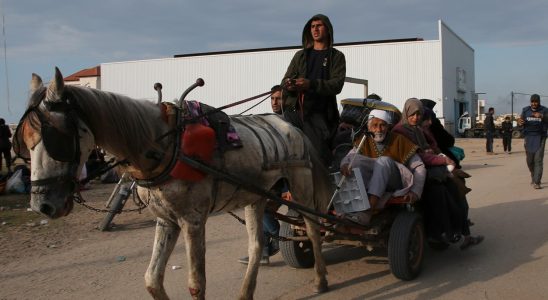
[457,112,523,138]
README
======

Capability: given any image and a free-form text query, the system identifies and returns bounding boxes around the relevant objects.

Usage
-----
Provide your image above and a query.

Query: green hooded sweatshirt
[282,14,346,126]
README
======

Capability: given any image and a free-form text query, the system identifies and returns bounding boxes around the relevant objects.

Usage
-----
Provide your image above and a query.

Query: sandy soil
[2,137,548,299]
[0,181,154,266]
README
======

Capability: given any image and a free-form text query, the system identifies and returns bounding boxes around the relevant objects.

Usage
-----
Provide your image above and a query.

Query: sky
[0,0,547,124]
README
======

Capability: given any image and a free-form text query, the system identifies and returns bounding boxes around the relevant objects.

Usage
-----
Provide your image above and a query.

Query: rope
[187,90,272,122]
[238,94,270,115]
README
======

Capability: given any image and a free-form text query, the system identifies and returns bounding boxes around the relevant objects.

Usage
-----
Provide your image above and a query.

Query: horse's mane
[65,85,167,162]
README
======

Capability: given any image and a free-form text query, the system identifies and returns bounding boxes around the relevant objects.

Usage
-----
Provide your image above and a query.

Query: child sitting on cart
[339,109,426,225]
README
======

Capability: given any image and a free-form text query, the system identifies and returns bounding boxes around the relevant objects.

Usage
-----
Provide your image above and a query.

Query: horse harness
[13,93,83,193]
[14,90,350,229]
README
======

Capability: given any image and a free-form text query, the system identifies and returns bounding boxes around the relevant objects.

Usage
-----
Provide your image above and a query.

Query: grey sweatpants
[350,155,403,197]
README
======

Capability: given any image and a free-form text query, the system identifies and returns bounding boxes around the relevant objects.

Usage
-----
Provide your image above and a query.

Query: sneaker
[237,255,270,265]
[533,183,542,189]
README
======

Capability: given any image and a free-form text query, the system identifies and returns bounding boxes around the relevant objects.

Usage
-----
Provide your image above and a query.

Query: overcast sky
[1,0,547,123]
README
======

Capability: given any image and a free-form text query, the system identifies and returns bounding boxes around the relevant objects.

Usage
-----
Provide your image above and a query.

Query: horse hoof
[314,280,329,294]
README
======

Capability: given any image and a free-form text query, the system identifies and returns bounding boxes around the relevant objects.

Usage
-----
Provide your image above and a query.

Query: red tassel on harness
[170,123,216,182]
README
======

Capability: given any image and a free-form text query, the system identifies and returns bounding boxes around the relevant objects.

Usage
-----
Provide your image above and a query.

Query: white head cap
[368,109,392,124]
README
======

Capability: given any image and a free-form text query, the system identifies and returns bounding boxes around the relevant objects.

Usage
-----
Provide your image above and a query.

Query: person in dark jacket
[0,118,12,174]
[518,94,547,189]
[484,107,496,154]
[281,14,346,166]
[501,116,513,154]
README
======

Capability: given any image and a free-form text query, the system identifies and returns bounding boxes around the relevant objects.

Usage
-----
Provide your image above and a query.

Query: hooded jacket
[282,14,346,126]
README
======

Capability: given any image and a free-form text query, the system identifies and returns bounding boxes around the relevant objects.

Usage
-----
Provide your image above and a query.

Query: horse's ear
[30,73,44,94]
[46,67,65,103]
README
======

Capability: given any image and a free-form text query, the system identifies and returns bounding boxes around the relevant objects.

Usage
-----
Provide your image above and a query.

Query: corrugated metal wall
[102,21,472,126]
[102,42,442,116]
[339,41,442,113]
[102,50,299,116]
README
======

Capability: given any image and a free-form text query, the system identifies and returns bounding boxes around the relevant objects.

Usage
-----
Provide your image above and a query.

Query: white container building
[101,20,475,134]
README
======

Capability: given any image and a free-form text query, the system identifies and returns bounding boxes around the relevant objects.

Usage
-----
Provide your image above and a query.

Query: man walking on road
[519,94,547,189]
[484,107,495,154]
[501,116,513,154]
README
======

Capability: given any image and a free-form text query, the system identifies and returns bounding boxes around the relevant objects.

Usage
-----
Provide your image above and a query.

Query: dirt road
[1,138,547,299]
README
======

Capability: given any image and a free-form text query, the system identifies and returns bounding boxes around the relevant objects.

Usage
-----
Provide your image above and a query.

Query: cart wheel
[280,209,315,268]
[388,211,425,280]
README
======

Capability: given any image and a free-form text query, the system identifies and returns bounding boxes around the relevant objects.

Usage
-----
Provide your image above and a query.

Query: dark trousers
[526,136,546,185]
[262,211,280,256]
[485,131,494,152]
[422,181,467,239]
[283,111,335,166]
[0,147,11,172]
[502,135,512,152]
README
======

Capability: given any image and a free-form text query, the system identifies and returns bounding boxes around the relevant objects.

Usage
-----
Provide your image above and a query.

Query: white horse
[14,68,333,299]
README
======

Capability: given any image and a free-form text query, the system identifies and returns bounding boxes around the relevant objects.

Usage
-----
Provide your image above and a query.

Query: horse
[14,68,333,300]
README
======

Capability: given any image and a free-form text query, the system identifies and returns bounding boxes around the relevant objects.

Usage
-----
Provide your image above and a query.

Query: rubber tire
[512,130,521,139]
[98,193,125,231]
[280,209,315,268]
[388,212,425,281]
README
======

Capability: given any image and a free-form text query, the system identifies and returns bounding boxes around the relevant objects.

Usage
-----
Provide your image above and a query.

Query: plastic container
[170,123,216,182]
[331,168,370,213]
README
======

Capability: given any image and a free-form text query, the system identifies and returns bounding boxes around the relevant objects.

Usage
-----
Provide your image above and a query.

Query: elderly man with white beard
[339,109,426,225]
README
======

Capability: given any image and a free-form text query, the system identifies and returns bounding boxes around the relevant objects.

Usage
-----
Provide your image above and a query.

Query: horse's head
[13,68,96,219]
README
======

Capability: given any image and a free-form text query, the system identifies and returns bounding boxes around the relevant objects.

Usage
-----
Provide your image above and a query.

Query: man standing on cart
[281,14,346,166]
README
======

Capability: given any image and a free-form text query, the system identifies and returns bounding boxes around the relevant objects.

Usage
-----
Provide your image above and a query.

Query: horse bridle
[14,95,83,192]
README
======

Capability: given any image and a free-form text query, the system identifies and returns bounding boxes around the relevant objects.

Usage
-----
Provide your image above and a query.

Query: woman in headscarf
[393,98,483,250]
[393,98,454,168]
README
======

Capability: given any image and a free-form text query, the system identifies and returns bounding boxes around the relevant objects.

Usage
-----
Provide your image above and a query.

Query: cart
[279,169,425,281]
